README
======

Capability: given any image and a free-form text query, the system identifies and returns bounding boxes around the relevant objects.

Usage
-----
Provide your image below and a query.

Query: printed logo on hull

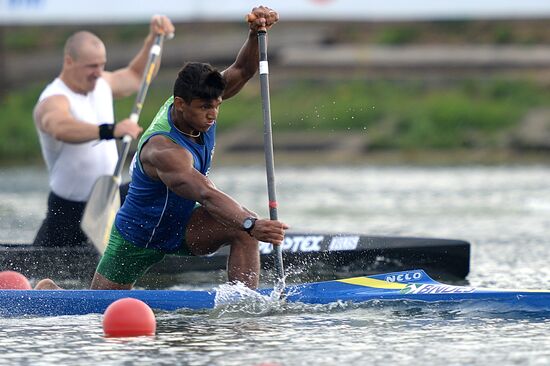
[259,235,324,254]
[385,272,423,283]
[328,236,359,251]
[400,284,476,295]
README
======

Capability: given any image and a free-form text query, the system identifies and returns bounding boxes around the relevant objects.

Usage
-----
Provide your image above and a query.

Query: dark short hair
[173,62,226,103]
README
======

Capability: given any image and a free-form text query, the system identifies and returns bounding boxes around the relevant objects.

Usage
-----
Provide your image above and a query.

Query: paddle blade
[81,175,121,254]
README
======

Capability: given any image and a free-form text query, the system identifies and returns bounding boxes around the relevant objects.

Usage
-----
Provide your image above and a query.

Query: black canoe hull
[0,232,470,287]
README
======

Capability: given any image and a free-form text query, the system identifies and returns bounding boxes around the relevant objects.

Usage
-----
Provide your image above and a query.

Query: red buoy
[0,271,32,289]
[103,298,156,337]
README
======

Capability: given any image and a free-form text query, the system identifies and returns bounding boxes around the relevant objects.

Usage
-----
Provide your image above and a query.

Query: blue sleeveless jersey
[115,96,216,251]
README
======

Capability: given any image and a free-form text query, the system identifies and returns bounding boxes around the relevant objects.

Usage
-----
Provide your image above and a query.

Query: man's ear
[64,55,73,67]
[173,96,187,111]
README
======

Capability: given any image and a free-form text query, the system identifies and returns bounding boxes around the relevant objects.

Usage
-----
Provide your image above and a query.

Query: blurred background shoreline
[3,2,550,166]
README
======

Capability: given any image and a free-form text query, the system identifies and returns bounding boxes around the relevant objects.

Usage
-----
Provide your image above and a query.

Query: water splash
[212,281,289,318]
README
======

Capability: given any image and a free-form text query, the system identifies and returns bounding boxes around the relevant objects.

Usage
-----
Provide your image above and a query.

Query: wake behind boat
[1,269,547,317]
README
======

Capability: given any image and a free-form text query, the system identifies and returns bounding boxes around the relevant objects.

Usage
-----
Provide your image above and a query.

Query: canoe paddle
[247,13,286,291]
[81,32,170,254]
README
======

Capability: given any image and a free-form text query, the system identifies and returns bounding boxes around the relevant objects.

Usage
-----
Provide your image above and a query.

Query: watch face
[243,218,255,230]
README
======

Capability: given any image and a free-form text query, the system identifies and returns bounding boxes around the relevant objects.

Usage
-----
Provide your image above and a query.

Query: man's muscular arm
[221,6,279,100]
[140,135,288,243]
[34,96,142,143]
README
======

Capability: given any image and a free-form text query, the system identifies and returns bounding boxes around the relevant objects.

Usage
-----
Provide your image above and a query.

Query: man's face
[178,97,222,132]
[65,42,106,94]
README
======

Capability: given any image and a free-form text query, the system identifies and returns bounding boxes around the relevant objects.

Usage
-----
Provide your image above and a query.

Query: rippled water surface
[1,165,549,365]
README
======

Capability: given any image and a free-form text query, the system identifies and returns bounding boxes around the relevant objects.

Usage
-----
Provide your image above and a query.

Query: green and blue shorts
[96,225,193,285]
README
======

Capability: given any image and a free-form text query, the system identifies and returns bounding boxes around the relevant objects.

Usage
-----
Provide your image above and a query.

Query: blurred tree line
[2,19,550,164]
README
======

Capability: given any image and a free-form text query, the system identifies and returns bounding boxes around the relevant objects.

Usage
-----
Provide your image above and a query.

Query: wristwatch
[242,217,257,235]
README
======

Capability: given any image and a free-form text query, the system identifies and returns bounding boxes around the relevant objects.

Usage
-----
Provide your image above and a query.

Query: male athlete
[33,16,174,247]
[36,6,287,291]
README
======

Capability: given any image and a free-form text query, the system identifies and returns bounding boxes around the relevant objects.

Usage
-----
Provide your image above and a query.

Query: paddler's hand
[250,219,289,245]
[114,118,143,140]
[150,15,175,37]
[247,6,279,31]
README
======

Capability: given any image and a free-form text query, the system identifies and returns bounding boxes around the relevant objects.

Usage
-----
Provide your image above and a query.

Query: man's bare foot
[34,278,62,290]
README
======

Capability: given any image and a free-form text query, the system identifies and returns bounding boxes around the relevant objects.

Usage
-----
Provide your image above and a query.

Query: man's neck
[170,107,200,139]
[59,73,88,95]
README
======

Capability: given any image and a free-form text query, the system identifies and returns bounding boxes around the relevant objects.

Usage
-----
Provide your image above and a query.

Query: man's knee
[34,278,62,290]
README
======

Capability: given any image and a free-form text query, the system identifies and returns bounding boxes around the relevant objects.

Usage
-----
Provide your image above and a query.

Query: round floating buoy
[0,271,32,289]
[103,298,156,337]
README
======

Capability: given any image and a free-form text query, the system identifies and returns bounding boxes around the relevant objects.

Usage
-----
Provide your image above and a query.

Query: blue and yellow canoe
[1,270,548,317]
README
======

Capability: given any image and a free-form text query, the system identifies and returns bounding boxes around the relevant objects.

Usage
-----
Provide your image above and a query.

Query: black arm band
[98,123,115,140]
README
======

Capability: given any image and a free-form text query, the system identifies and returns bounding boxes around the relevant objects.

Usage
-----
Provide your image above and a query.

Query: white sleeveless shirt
[36,77,118,201]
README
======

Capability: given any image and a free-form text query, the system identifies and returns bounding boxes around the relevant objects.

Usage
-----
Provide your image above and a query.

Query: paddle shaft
[113,34,165,179]
[257,29,285,282]
[81,33,167,253]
